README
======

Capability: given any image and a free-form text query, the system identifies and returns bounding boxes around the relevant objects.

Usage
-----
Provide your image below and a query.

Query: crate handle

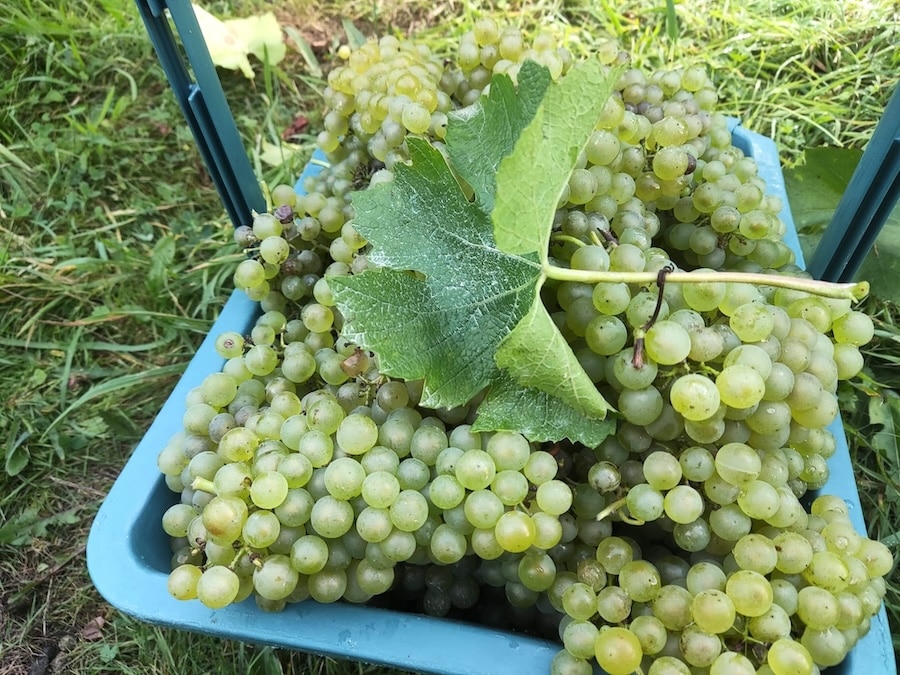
[135,0,266,228]
[808,83,900,283]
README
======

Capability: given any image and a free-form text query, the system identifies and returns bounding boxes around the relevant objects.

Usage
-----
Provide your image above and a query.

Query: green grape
[308,567,348,603]
[709,652,755,675]
[647,656,692,675]
[310,495,354,539]
[585,314,628,356]
[857,537,894,578]
[389,489,429,532]
[595,585,631,623]
[335,413,378,455]
[274,488,314,527]
[518,551,557,592]
[592,281,631,315]
[307,397,345,435]
[732,532,778,574]
[536,479,574,515]
[678,623,722,668]
[494,510,536,553]
[626,483,664,521]
[653,146,691,180]
[455,448,496,491]
[800,625,848,667]
[201,495,248,544]
[215,332,245,359]
[767,638,814,675]
[464,489,505,529]
[532,511,563,549]
[627,614,666,655]
[243,510,281,548]
[670,373,721,421]
[611,347,659,389]
[735,472,780,517]
[803,550,850,593]
[832,310,875,346]
[253,554,299,601]
[196,565,240,608]
[259,236,290,265]
[550,650,592,675]
[234,258,267,290]
[679,445,715,482]
[562,620,599,660]
[664,485,704,524]
[691,588,736,634]
[425,523,465,565]
[618,559,661,602]
[725,569,773,617]
[642,450,682,490]
[594,626,643,675]
[324,457,366,500]
[523,450,558,485]
[250,471,289,509]
[797,585,840,630]
[748,602,792,642]
[596,536,635,575]
[686,561,726,595]
[716,364,766,409]
[360,470,400,509]
[652,584,694,631]
[618,386,664,426]
[167,563,203,601]
[709,503,751,541]
[428,474,466,510]
[644,320,691,365]
[410,424,449,465]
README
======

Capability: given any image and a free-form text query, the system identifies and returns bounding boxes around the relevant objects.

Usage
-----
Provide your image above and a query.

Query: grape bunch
[154,18,893,675]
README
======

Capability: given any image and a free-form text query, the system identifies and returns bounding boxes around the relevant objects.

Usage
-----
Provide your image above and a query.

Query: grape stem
[543,264,870,301]
[550,233,587,248]
[594,495,645,525]
[633,263,674,367]
[191,476,218,495]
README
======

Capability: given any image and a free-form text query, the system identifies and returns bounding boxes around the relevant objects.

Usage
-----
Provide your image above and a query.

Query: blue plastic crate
[86,2,897,673]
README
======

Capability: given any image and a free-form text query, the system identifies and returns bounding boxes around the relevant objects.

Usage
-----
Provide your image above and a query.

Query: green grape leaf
[331,60,617,444]
[491,57,618,423]
[784,147,862,234]
[495,299,610,418]
[785,146,900,302]
[331,138,539,409]
[474,371,615,446]
[855,206,900,304]
[446,60,552,212]
[493,58,618,256]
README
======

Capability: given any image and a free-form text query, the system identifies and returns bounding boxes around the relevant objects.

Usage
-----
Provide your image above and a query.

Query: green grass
[1,0,898,672]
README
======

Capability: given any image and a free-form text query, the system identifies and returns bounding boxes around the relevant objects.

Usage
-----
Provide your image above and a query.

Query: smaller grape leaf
[783,147,862,235]
[495,297,611,419]
[446,60,551,212]
[493,57,618,256]
[854,206,900,304]
[785,147,900,303]
[473,371,615,446]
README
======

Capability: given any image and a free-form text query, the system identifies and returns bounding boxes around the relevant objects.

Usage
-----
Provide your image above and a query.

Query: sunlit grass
[1,0,898,671]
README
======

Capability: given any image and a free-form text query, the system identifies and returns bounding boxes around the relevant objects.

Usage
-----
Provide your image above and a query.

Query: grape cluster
[155,19,892,675]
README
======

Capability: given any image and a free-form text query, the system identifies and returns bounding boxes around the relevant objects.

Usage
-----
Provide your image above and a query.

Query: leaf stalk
[543,264,869,301]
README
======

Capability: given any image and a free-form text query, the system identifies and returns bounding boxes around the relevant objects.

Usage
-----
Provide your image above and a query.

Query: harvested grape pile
[155,18,892,675]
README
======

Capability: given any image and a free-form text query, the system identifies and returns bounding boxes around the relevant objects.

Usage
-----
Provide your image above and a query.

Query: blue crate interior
[87,126,896,675]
